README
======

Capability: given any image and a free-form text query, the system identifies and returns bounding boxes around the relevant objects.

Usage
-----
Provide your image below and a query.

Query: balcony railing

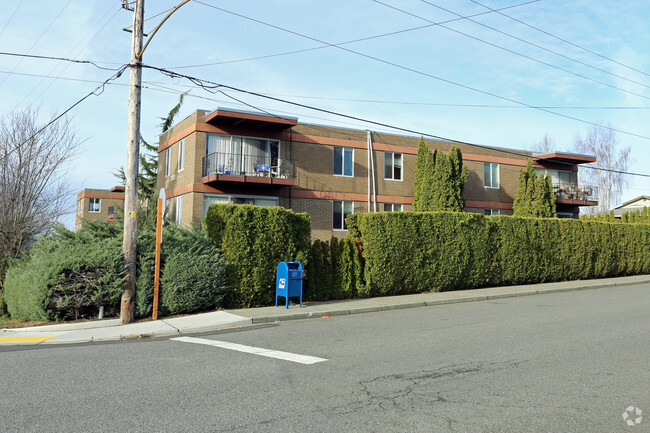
[554,184,598,202]
[202,152,296,179]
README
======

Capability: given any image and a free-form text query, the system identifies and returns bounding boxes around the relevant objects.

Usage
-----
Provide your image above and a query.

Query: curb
[244,278,650,325]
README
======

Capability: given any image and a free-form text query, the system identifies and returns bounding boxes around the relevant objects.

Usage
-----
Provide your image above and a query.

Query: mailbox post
[275,261,303,308]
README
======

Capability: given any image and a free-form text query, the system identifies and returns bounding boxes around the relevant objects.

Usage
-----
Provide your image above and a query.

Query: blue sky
[1,0,648,228]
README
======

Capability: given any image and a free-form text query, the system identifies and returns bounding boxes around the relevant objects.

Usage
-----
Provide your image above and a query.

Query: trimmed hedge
[204,204,311,308]
[305,236,363,301]
[348,212,650,296]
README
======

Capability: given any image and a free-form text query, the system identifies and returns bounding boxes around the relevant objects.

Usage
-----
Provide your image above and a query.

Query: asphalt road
[1,283,648,432]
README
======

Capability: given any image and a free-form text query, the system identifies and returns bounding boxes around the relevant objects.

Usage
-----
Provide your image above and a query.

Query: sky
[1,0,649,228]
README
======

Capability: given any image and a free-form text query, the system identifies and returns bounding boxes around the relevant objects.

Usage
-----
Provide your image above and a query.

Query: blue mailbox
[275,261,303,308]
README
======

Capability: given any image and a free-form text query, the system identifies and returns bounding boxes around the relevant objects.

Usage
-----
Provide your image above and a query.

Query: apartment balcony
[201,152,296,186]
[554,184,598,206]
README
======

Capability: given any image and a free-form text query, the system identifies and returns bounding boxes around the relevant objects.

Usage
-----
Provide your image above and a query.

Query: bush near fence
[347,212,650,297]
[204,204,311,308]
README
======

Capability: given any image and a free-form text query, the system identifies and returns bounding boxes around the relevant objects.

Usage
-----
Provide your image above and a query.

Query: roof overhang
[205,108,298,130]
[533,152,596,165]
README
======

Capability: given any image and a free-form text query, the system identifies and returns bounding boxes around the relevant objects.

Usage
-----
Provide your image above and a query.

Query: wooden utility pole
[121,0,144,324]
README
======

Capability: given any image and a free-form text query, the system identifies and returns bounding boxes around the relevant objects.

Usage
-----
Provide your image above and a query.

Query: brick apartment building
[154,107,597,240]
[75,187,125,231]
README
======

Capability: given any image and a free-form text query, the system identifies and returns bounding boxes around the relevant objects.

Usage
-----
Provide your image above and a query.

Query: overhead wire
[187,2,650,141]
[2,65,128,160]
[374,0,650,100]
[0,0,24,40]
[417,0,649,90]
[140,63,650,178]
[22,2,124,109]
[0,0,74,88]
[469,0,650,79]
[171,0,540,69]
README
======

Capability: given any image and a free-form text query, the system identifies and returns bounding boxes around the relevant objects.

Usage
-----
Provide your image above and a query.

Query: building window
[484,162,499,188]
[384,203,403,212]
[333,200,353,230]
[484,209,500,216]
[205,134,279,177]
[177,139,185,172]
[88,198,100,213]
[333,147,353,177]
[384,152,402,180]
[202,194,279,218]
[175,196,183,226]
[164,147,172,177]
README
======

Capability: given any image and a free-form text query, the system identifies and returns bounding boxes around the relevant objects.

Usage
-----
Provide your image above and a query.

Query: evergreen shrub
[4,225,125,321]
[348,212,650,296]
[160,249,229,315]
[204,204,311,308]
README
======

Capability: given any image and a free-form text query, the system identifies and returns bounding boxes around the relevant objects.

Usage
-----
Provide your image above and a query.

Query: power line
[2,65,128,160]
[0,0,25,40]
[469,0,650,79]
[171,0,540,69]
[418,0,649,90]
[0,51,124,71]
[0,0,74,89]
[374,0,650,100]
[142,77,650,110]
[186,2,650,141]
[22,3,123,109]
[140,63,650,179]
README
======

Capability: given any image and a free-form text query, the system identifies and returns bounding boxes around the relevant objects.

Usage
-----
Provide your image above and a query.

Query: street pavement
[2,274,649,346]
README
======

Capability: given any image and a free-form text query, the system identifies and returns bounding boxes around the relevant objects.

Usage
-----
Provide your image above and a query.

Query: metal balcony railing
[202,152,296,179]
[554,184,598,202]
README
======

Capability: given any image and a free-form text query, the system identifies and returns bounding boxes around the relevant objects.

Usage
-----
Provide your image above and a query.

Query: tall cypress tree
[414,138,468,212]
[414,138,433,211]
[513,160,556,218]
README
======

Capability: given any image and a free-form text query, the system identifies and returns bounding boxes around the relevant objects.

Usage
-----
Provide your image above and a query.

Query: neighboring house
[75,187,125,231]
[610,195,650,218]
[156,108,598,240]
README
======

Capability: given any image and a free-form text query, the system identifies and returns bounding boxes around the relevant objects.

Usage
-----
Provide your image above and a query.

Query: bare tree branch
[574,125,631,213]
[0,107,82,309]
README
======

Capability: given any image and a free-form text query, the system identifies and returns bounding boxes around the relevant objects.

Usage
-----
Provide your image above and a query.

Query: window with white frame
[177,139,185,172]
[202,194,279,218]
[383,203,403,212]
[175,195,183,226]
[333,200,353,230]
[484,162,499,188]
[333,147,353,177]
[484,209,500,216]
[384,152,402,180]
[164,147,172,177]
[88,198,100,213]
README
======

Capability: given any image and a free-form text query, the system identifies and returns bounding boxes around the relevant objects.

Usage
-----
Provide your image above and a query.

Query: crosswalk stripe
[171,336,328,365]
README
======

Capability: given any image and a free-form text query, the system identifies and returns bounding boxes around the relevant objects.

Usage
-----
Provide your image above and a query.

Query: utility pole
[121,0,144,324]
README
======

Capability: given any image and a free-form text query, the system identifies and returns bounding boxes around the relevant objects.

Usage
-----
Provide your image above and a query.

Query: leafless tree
[574,125,630,213]
[530,134,556,154]
[0,108,81,311]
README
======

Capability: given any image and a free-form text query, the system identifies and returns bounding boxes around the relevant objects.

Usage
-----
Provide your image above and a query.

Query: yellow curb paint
[0,336,57,342]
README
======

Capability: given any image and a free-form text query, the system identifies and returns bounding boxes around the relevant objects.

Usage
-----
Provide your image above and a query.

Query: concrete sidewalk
[1,274,648,346]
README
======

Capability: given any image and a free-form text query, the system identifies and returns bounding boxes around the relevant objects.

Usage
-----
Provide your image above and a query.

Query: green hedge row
[204,204,311,308]
[348,212,650,296]
[305,236,363,301]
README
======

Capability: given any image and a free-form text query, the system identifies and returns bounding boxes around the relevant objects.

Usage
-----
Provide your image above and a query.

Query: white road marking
[170,336,328,365]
